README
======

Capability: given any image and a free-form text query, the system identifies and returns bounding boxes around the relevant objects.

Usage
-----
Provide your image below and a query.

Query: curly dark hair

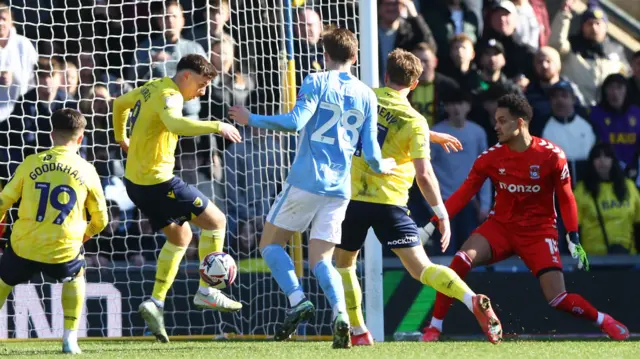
[496,94,533,122]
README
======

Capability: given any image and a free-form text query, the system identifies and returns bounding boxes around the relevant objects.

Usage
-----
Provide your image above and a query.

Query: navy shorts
[338,200,421,252]
[0,242,85,286]
[124,176,209,232]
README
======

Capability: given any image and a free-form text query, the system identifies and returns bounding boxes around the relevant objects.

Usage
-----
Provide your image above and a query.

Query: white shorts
[266,184,349,244]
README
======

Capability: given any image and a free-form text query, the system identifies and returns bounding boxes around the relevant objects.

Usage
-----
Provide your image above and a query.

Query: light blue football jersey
[249,71,384,199]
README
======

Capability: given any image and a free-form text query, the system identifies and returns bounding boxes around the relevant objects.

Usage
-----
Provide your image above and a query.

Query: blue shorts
[0,242,85,286]
[337,200,421,252]
[124,176,209,232]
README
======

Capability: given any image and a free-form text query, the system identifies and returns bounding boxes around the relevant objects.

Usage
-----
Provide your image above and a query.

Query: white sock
[332,304,348,322]
[463,293,474,311]
[288,290,306,307]
[352,325,368,336]
[430,318,443,331]
[597,312,605,326]
[150,297,164,308]
[199,286,213,295]
[63,329,77,342]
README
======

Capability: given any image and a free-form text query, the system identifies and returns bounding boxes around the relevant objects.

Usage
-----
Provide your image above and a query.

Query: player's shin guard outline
[152,241,188,302]
[313,260,347,320]
[199,228,225,288]
[62,274,86,331]
[337,266,365,330]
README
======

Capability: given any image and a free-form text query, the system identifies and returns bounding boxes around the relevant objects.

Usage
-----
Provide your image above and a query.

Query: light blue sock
[261,244,305,307]
[313,260,347,321]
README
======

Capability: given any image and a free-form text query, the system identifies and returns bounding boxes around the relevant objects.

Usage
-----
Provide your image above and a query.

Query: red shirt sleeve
[431,157,489,222]
[554,153,579,232]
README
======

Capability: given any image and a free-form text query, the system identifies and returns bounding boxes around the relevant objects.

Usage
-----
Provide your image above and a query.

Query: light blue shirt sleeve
[360,93,385,173]
[476,128,492,211]
[248,75,320,132]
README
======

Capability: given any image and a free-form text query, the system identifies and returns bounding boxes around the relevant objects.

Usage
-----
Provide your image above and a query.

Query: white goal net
[0,0,362,339]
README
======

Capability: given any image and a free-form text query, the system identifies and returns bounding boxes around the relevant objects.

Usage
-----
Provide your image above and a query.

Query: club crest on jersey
[499,168,506,175]
[530,165,540,179]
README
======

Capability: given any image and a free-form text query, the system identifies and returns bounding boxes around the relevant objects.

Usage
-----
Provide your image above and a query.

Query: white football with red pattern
[199,252,237,289]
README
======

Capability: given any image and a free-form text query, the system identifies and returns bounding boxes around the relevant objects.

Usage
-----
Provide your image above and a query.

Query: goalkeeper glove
[566,232,589,271]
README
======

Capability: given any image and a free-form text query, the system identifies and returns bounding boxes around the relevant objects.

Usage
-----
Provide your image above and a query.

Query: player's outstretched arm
[160,93,241,142]
[113,88,142,152]
[413,158,451,251]
[84,168,109,242]
[554,157,589,270]
[228,75,319,132]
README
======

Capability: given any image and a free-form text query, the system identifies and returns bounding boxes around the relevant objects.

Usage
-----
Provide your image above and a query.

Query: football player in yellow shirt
[0,108,109,354]
[112,54,242,343]
[334,49,503,345]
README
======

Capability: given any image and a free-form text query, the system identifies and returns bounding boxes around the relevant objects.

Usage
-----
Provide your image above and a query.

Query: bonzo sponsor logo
[499,182,541,193]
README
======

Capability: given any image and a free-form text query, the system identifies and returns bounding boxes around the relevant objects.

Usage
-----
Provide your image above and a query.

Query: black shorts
[0,242,85,286]
[125,176,209,232]
[338,200,421,252]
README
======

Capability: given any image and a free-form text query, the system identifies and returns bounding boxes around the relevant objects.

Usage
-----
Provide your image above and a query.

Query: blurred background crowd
[0,0,638,268]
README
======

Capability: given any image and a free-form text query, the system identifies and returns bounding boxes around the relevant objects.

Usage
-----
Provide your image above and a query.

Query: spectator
[629,51,640,107]
[128,0,206,119]
[423,0,479,65]
[475,38,521,96]
[480,0,536,83]
[0,58,67,177]
[62,60,79,103]
[574,143,640,255]
[199,34,255,201]
[590,74,640,168]
[187,0,230,52]
[294,8,324,88]
[409,42,459,126]
[550,2,629,106]
[470,83,511,145]
[440,34,482,94]
[0,2,37,123]
[511,0,541,50]
[530,0,551,46]
[537,81,596,162]
[378,0,436,83]
[427,92,491,254]
[526,46,585,124]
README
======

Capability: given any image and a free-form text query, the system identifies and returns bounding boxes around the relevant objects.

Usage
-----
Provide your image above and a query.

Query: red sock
[550,292,599,322]
[431,251,472,321]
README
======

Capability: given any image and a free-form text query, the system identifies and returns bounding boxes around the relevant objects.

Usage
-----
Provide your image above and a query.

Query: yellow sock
[0,278,14,309]
[337,266,366,331]
[199,229,225,288]
[420,264,474,303]
[62,276,85,331]
[152,241,188,302]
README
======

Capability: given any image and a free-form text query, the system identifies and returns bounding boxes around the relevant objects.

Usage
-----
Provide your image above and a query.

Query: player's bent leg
[0,278,13,311]
[424,233,495,341]
[335,248,371,345]
[190,202,242,312]
[539,269,629,341]
[61,269,86,354]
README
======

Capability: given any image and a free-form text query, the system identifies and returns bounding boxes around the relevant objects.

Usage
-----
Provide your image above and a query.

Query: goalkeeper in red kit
[421,94,629,342]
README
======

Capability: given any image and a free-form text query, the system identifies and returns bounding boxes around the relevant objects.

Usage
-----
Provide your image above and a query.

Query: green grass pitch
[1,340,639,358]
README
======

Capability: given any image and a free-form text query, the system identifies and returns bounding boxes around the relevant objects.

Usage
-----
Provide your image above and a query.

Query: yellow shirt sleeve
[629,181,640,223]
[0,161,26,215]
[84,166,109,238]
[408,120,430,160]
[573,182,587,225]
[113,87,142,142]
[159,90,221,136]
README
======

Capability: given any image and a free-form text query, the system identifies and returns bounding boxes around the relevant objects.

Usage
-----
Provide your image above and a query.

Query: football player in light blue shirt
[229,28,394,349]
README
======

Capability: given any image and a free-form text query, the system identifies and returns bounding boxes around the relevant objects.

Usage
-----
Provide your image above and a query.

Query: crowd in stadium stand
[0,0,639,266]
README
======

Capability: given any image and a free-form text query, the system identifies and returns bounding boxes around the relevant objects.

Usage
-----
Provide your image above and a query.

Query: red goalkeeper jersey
[444,137,578,235]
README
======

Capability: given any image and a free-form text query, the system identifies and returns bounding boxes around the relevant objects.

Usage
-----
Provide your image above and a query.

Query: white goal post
[0,0,384,340]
